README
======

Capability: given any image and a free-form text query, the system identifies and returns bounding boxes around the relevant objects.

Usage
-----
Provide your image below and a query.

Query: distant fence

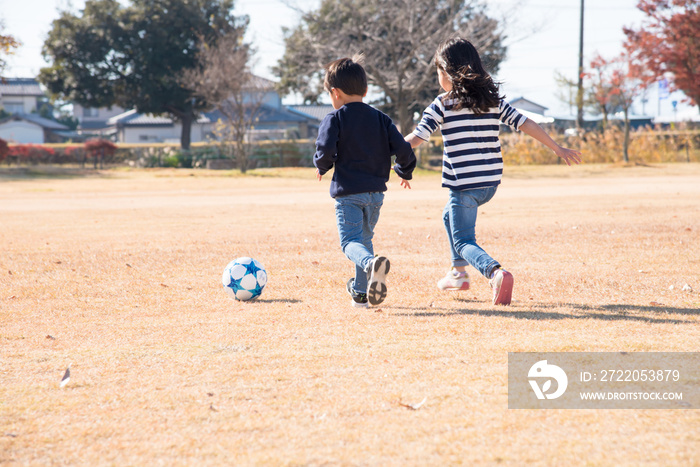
[2,128,699,169]
[418,128,700,166]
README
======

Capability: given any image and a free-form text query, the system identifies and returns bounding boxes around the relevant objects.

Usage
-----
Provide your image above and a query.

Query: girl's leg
[445,187,501,279]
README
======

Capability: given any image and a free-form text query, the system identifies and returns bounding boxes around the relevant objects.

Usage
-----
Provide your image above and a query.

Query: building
[79,76,319,143]
[508,97,554,125]
[0,114,69,143]
[0,78,71,143]
[73,103,127,137]
[0,78,44,115]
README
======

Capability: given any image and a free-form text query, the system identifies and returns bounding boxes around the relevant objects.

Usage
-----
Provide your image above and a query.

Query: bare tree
[274,0,506,133]
[181,34,270,172]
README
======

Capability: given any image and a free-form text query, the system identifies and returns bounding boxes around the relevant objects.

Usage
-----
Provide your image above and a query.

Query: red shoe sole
[493,271,513,305]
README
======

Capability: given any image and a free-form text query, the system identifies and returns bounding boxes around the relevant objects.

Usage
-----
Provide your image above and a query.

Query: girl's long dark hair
[435,37,503,114]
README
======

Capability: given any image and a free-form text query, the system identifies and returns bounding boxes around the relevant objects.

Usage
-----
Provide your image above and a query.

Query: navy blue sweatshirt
[314,102,416,198]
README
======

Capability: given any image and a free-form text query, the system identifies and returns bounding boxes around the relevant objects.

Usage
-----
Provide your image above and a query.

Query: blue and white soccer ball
[222,257,267,301]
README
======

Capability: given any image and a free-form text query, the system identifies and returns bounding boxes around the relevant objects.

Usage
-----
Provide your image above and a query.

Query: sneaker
[437,269,470,291]
[489,268,513,305]
[367,256,390,306]
[346,278,368,308]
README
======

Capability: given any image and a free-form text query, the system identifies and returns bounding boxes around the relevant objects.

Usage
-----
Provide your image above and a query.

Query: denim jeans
[443,186,501,279]
[335,192,384,294]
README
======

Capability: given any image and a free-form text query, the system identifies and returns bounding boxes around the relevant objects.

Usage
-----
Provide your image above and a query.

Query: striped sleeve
[498,100,527,130]
[412,96,445,141]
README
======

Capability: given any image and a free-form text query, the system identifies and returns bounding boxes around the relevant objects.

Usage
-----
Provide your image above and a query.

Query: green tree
[274,0,506,133]
[39,0,248,149]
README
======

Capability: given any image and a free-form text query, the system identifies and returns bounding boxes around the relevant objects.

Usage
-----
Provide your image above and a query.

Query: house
[0,113,70,144]
[103,105,317,144]
[509,97,548,115]
[95,75,319,143]
[287,105,334,138]
[0,78,44,115]
[0,78,75,143]
[73,103,127,137]
[508,97,554,125]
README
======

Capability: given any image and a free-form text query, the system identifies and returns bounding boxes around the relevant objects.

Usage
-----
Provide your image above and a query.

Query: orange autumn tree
[623,0,700,110]
[586,52,646,163]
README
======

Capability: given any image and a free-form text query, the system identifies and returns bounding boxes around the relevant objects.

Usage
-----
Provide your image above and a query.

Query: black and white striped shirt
[413,94,527,190]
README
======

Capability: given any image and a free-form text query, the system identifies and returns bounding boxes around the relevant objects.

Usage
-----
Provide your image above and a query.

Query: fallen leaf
[60,365,71,388]
[649,301,664,306]
[46,335,56,340]
[399,397,427,410]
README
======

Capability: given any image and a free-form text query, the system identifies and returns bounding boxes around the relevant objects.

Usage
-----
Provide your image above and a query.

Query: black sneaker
[367,256,390,306]
[346,278,368,308]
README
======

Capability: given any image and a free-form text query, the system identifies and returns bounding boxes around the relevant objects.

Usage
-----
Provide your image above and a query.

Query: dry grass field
[1,163,699,466]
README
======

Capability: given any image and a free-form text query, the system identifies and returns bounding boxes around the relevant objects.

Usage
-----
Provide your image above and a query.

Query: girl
[404,37,581,305]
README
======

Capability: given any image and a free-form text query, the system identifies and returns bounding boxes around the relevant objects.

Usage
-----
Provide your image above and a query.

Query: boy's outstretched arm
[519,118,582,166]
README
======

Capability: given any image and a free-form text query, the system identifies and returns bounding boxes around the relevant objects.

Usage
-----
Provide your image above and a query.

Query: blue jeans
[335,192,384,294]
[443,187,501,279]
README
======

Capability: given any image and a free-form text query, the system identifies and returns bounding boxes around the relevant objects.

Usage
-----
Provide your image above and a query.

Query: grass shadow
[0,166,112,181]
[392,300,695,324]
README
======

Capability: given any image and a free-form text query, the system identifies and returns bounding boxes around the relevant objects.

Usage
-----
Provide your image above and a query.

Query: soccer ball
[222,257,267,301]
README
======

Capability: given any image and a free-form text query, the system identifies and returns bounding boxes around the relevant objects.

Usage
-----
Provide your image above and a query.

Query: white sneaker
[367,256,390,306]
[489,268,513,305]
[437,269,470,291]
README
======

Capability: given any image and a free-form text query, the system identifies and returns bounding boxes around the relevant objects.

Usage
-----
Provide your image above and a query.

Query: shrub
[0,138,8,163]
[6,144,56,165]
[84,139,118,168]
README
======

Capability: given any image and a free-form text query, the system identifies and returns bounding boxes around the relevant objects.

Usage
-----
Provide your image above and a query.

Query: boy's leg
[363,193,389,305]
[353,192,384,294]
[335,193,377,294]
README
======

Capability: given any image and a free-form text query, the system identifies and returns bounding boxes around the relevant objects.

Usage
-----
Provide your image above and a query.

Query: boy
[314,55,416,308]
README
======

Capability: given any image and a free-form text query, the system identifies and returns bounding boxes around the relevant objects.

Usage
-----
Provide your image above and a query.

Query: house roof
[0,113,69,130]
[106,104,313,128]
[0,78,44,97]
[288,105,334,121]
[509,97,548,111]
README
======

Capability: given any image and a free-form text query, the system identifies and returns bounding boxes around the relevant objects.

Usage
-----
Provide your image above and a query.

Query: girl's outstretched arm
[519,118,582,166]
[405,133,425,148]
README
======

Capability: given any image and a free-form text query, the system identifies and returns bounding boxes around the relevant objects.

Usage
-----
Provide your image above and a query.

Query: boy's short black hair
[323,56,367,96]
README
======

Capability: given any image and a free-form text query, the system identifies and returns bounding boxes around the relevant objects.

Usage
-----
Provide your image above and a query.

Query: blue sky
[1,0,694,118]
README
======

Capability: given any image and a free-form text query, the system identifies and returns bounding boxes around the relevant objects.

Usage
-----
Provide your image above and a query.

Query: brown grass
[1,163,699,465]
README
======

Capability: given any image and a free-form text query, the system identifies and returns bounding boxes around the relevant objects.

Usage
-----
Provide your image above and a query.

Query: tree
[583,54,624,130]
[181,33,269,172]
[0,20,21,74]
[274,0,506,133]
[591,52,646,162]
[623,0,700,110]
[39,0,248,149]
[0,138,8,163]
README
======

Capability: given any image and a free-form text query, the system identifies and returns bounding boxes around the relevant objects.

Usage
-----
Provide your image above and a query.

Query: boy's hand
[400,178,411,189]
[316,168,323,181]
[555,146,582,166]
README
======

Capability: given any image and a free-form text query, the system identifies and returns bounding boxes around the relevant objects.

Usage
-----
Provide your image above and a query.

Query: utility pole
[576,0,585,129]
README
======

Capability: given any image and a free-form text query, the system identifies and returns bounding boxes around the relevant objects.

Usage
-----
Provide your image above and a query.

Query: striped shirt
[413,94,527,190]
